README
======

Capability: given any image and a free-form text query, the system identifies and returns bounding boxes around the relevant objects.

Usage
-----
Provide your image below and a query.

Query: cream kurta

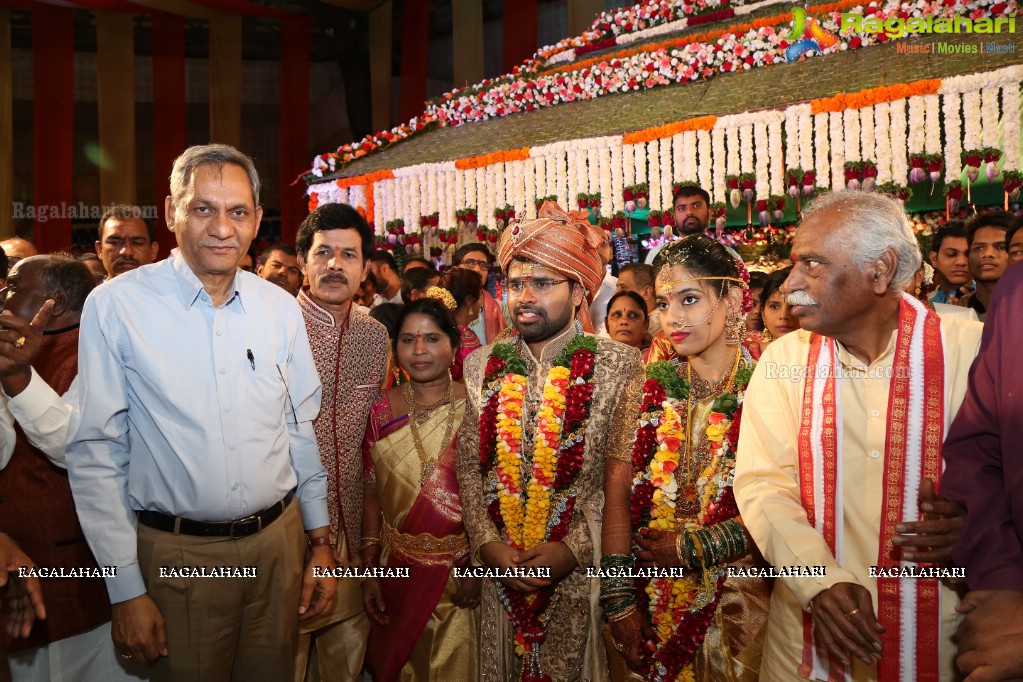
[734,317,982,682]
[457,325,644,682]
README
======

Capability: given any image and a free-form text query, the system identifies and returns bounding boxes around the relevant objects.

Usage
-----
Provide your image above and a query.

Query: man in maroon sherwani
[942,261,1023,682]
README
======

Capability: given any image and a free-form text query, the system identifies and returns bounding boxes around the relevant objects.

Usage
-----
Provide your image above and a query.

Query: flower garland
[309,0,1016,173]
[628,359,756,682]
[478,335,598,678]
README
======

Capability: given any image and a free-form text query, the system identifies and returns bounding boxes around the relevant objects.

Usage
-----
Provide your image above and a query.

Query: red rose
[849,36,862,48]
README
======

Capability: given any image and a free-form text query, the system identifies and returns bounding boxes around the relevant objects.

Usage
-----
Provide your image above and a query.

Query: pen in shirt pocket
[246,349,255,371]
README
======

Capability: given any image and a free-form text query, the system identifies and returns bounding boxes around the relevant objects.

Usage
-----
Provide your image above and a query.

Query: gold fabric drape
[209,14,241,148]
[451,0,483,90]
[0,8,12,239]
[370,400,480,681]
[96,11,137,206]
[368,1,393,133]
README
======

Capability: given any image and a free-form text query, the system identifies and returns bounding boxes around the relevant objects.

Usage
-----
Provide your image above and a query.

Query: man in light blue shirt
[67,144,337,681]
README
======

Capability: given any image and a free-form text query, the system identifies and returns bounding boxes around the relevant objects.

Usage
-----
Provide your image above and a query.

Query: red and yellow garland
[478,335,597,682]
[628,360,754,682]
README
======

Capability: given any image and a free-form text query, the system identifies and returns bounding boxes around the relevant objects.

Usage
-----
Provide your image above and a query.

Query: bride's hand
[362,577,390,626]
[609,607,655,673]
[635,529,685,569]
[452,576,482,609]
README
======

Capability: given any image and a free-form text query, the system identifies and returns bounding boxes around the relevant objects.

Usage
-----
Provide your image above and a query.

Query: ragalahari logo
[785,6,840,62]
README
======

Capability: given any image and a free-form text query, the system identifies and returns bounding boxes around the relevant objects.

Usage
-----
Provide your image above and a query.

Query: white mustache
[198,240,239,249]
[787,290,818,307]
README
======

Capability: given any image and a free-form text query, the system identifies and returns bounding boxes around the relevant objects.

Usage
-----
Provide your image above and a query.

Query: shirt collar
[171,250,244,312]
[835,327,898,372]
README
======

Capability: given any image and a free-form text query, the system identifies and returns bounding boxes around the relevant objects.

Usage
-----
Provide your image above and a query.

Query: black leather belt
[137,490,295,539]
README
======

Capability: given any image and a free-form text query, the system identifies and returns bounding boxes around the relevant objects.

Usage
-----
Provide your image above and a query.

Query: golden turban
[497,201,606,301]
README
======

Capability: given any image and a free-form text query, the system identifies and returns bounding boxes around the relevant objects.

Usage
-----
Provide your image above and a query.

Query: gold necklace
[403,381,457,486]
[677,347,742,520]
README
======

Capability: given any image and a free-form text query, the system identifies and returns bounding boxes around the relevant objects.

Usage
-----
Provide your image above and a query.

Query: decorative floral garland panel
[309,0,1015,175]
[308,66,1022,259]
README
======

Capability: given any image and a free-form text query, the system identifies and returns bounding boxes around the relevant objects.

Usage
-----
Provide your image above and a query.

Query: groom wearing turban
[496,201,607,333]
[457,202,645,681]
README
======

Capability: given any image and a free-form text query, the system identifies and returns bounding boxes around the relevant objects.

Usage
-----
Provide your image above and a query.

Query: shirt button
[869,450,881,459]
[216,330,223,337]
[219,368,227,375]
[232,482,240,491]
[230,445,237,451]
[225,406,231,413]
[871,410,880,417]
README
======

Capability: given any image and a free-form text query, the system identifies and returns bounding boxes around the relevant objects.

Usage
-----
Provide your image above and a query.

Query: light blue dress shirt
[67,252,327,603]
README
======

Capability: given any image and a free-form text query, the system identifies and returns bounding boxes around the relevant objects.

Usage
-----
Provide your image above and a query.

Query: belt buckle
[229,514,262,539]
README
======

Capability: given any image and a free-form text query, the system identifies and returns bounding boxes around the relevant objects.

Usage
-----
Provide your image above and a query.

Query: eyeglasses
[507,277,570,294]
[460,259,490,270]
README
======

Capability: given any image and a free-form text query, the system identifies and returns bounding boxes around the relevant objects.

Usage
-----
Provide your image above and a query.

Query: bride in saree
[600,235,772,682]
[361,297,482,681]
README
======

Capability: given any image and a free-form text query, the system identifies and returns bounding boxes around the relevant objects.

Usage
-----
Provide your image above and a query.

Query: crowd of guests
[0,142,1022,682]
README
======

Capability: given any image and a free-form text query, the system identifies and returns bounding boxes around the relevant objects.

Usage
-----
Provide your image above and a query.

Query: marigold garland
[628,359,755,681]
[623,116,718,145]
[810,79,941,114]
[335,169,395,189]
[478,334,598,680]
[455,148,532,170]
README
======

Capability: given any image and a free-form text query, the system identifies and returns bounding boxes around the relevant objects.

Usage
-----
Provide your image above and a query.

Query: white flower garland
[982,86,1000,149]
[599,143,614,216]
[942,93,963,179]
[645,140,658,208]
[924,94,941,156]
[844,109,860,164]
[907,97,925,155]
[1002,83,1021,172]
[814,112,830,188]
[785,106,800,171]
[682,131,698,183]
[697,130,713,202]
[872,102,891,184]
[962,90,982,153]
[754,119,770,200]
[740,122,754,174]
[588,145,600,195]
[890,99,909,185]
[454,168,465,213]
[476,167,487,224]
[733,0,791,14]
[616,17,689,46]
[660,136,672,206]
[768,114,784,196]
[635,142,648,184]
[726,125,740,177]
[524,158,537,219]
[798,106,814,172]
[467,167,478,210]
[623,143,636,187]
[556,149,569,206]
[533,154,546,207]
[829,112,845,190]
[672,133,684,181]
[547,154,559,198]
[611,143,625,213]
[860,106,874,169]
[939,65,1023,95]
[712,127,726,203]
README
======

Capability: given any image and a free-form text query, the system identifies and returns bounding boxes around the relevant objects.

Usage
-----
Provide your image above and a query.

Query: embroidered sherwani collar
[297,288,343,328]
[518,320,580,367]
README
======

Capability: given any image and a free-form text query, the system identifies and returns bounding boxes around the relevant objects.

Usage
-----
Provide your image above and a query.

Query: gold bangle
[606,604,638,623]
[676,534,686,567]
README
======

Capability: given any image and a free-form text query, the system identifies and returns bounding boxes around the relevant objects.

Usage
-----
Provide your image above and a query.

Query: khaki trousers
[294,576,368,682]
[138,500,306,682]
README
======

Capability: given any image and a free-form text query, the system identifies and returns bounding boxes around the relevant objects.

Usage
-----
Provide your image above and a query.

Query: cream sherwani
[734,317,981,681]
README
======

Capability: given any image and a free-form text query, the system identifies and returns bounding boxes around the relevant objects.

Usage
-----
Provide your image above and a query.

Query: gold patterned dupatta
[364,396,471,681]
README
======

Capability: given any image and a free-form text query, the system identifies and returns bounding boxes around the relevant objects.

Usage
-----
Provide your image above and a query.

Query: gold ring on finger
[845,608,860,620]
[14,337,25,349]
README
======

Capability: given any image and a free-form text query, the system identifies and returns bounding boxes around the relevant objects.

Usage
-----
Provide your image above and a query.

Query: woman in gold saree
[361,298,481,681]
[601,236,772,681]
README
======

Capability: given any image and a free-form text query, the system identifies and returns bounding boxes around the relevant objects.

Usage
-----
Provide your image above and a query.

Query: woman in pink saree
[361,298,481,681]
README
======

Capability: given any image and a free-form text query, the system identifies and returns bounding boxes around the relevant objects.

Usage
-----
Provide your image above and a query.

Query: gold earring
[725,312,746,345]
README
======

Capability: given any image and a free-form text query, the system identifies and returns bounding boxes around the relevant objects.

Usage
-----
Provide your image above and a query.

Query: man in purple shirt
[942,261,1023,681]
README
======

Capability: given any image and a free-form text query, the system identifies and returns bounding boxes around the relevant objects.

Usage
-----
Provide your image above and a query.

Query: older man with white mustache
[733,191,983,682]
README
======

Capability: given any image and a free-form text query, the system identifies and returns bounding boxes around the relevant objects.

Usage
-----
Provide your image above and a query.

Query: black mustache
[321,275,348,284]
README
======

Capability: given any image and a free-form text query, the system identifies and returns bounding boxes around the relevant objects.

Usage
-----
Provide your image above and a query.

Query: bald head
[1,238,38,268]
